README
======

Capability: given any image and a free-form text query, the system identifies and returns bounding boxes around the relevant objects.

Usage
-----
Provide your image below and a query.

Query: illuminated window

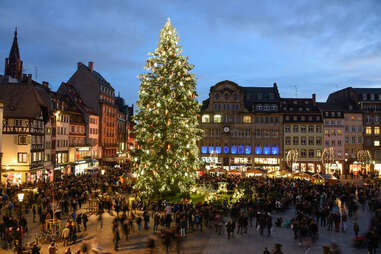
[215,146,221,154]
[375,127,380,135]
[245,145,251,154]
[316,150,322,157]
[337,129,342,135]
[213,114,222,123]
[366,126,372,135]
[18,153,27,163]
[271,146,279,155]
[255,146,262,155]
[238,145,244,154]
[243,115,251,123]
[201,114,210,123]
[324,129,329,135]
[231,145,237,154]
[263,146,271,155]
[208,146,214,153]
[224,146,229,154]
[374,140,380,147]
[201,146,207,154]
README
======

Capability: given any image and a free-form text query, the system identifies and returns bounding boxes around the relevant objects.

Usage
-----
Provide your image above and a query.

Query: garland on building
[132,18,203,198]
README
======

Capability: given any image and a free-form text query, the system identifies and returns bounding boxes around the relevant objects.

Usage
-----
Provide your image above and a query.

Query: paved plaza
[1,198,375,254]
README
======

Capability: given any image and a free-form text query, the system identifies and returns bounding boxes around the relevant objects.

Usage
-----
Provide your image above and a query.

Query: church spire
[4,27,23,81]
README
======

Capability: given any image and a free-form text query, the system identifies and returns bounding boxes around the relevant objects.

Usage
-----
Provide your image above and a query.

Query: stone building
[199,80,282,171]
[282,95,323,173]
[66,62,118,161]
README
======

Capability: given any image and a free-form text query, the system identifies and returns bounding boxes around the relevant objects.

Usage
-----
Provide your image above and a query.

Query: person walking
[62,226,70,247]
[48,242,57,254]
[113,228,120,251]
[271,243,284,254]
[353,221,359,238]
[82,213,88,231]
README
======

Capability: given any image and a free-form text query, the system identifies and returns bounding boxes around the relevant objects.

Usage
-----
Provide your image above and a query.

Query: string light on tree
[132,18,203,197]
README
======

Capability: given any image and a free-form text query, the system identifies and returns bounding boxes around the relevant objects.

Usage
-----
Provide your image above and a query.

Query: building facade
[67,62,118,161]
[199,80,283,171]
[282,96,323,173]
[318,103,345,174]
[343,112,363,175]
[327,87,381,175]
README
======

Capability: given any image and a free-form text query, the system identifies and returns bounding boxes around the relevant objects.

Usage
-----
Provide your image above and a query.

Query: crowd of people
[0,169,380,253]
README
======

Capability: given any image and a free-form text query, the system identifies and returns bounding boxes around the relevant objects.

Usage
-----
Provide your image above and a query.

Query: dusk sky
[1,0,381,105]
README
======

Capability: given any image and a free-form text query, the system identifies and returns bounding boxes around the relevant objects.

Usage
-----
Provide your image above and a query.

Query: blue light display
[215,146,221,154]
[238,145,244,154]
[231,145,237,154]
[208,146,214,153]
[201,146,207,154]
[271,146,279,155]
[263,146,271,155]
[255,146,262,155]
[224,146,229,154]
[245,145,251,154]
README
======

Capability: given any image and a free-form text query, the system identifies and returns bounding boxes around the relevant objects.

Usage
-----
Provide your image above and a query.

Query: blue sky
[1,0,381,104]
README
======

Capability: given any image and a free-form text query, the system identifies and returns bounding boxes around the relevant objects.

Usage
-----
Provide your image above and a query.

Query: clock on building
[223,126,230,133]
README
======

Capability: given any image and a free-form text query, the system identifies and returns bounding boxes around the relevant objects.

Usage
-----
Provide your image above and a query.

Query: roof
[78,62,113,89]
[201,98,209,111]
[0,82,49,120]
[316,102,346,111]
[243,85,280,111]
[281,98,320,113]
[8,29,20,61]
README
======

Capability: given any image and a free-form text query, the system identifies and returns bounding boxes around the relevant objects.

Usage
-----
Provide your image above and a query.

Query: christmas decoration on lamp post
[132,18,203,198]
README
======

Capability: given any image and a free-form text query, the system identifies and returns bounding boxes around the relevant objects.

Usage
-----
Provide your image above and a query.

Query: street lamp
[17,192,24,254]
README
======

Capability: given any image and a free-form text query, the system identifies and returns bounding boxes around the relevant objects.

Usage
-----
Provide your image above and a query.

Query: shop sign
[201,157,218,163]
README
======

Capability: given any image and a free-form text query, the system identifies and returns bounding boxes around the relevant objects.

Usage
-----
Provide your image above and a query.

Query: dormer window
[299,107,303,112]
[363,94,367,100]
[371,94,375,101]
[215,93,220,100]
[293,101,298,105]
[224,93,229,100]
[201,114,210,123]
[256,104,263,111]
[305,101,309,104]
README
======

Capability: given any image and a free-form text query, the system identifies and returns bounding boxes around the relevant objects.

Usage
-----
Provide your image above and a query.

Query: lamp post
[17,192,24,254]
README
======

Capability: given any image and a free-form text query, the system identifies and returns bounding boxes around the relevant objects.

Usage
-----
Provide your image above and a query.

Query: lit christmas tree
[132,18,203,198]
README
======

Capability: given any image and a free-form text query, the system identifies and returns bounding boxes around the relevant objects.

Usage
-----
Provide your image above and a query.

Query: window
[352,136,356,144]
[256,104,263,111]
[71,126,75,132]
[316,150,322,157]
[316,126,321,133]
[324,130,329,135]
[285,137,291,145]
[300,126,306,133]
[301,149,307,158]
[293,137,299,145]
[201,114,210,123]
[243,115,251,123]
[358,136,362,144]
[308,126,314,133]
[366,126,372,135]
[308,137,314,145]
[338,140,342,146]
[375,127,380,135]
[301,137,307,145]
[18,135,27,145]
[337,129,342,135]
[293,126,299,133]
[308,150,314,158]
[18,153,27,163]
[316,137,322,145]
[374,140,380,147]
[213,114,222,123]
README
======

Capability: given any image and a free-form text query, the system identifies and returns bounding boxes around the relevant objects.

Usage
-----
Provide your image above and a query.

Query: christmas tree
[132,18,203,198]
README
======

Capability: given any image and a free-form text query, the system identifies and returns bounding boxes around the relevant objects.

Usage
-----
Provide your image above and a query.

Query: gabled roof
[77,62,113,89]
[281,98,320,113]
[0,82,49,120]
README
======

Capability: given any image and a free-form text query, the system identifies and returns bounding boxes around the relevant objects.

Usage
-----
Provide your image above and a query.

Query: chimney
[273,82,277,89]
[77,62,82,70]
[312,93,316,103]
[42,81,49,88]
[88,61,94,72]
